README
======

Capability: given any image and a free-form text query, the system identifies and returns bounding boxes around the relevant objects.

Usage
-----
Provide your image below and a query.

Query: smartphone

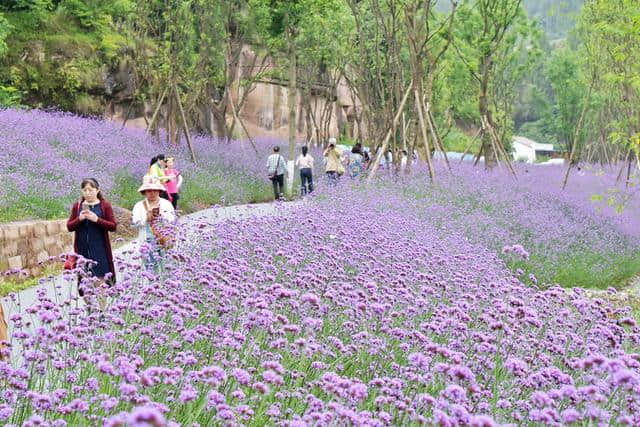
[81,202,90,212]
[152,207,160,216]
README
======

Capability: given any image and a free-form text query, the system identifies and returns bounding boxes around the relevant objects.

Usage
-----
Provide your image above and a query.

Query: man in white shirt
[266,146,286,200]
[296,145,314,195]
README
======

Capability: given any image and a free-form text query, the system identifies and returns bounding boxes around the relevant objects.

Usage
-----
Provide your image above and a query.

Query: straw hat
[138,174,166,193]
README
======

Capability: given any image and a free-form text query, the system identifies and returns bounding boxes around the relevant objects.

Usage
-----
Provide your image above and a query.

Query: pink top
[164,168,180,194]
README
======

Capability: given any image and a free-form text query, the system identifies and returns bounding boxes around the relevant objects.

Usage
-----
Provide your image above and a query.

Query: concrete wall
[0,220,72,276]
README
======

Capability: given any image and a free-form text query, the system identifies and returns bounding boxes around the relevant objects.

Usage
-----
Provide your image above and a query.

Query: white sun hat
[137,174,166,193]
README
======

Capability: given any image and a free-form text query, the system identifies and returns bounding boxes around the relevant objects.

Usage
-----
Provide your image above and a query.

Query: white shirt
[132,198,176,244]
[296,154,314,170]
[266,154,286,175]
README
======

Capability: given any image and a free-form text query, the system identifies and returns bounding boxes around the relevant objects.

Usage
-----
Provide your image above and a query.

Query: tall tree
[455,0,526,172]
[578,0,640,172]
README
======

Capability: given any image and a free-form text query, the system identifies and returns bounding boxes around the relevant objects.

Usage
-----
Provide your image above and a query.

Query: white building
[512,136,554,163]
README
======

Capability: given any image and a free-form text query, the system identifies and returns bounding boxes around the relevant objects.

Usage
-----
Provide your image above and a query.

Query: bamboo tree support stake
[425,102,451,173]
[484,115,517,177]
[121,99,135,130]
[226,87,259,156]
[147,87,168,134]
[367,82,413,183]
[562,78,594,190]
[473,142,484,167]
[480,116,502,169]
[460,128,482,163]
[173,83,197,165]
[415,90,437,183]
[616,148,631,183]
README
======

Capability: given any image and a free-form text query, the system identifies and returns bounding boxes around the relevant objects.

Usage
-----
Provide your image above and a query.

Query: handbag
[145,201,175,249]
[63,254,77,270]
[269,156,282,180]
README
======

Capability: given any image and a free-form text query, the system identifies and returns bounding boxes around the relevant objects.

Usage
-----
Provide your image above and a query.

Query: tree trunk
[479,56,496,170]
[286,41,297,196]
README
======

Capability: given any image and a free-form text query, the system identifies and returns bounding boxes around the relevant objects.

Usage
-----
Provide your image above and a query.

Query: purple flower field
[1,108,639,289]
[397,162,640,289]
[0,109,274,221]
[2,187,640,426]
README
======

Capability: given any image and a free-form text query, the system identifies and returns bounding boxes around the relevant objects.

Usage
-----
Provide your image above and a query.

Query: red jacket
[66,199,117,282]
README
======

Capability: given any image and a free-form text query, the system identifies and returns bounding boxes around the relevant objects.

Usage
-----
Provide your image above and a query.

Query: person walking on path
[347,143,365,178]
[66,178,117,310]
[266,146,286,200]
[323,139,344,185]
[132,175,176,273]
[164,157,183,209]
[0,303,8,360]
[296,146,314,195]
[148,154,170,201]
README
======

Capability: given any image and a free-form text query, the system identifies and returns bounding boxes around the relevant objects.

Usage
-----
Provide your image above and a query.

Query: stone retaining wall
[0,220,72,276]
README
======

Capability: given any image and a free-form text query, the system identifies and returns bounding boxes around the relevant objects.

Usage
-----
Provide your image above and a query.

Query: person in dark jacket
[66,178,117,310]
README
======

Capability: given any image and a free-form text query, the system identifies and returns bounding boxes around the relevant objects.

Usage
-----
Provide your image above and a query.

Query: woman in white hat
[132,175,176,272]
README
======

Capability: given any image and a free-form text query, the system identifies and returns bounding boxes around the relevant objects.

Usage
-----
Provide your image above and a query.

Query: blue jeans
[300,168,313,195]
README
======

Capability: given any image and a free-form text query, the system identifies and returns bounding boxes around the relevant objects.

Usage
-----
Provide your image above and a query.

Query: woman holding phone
[132,175,175,272]
[66,178,117,309]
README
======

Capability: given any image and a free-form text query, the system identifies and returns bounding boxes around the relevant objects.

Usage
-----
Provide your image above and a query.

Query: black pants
[170,193,179,209]
[300,168,313,195]
[160,191,170,201]
[271,174,284,199]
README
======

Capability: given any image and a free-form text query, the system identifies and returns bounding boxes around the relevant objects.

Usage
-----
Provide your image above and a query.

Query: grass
[0,263,63,298]
[0,192,74,222]
[504,250,640,290]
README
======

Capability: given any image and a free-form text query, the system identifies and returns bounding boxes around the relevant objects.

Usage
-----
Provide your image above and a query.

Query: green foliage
[0,12,12,58]
[0,84,22,107]
[442,128,476,152]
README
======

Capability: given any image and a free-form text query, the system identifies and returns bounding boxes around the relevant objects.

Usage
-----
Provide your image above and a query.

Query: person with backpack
[347,143,365,178]
[296,145,315,195]
[266,146,286,200]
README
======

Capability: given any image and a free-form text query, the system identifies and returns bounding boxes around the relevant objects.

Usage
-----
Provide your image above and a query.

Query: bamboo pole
[366,82,413,182]
[173,82,197,164]
[460,128,482,163]
[147,87,168,135]
[562,77,595,189]
[415,90,436,182]
[227,87,259,156]
[425,102,451,173]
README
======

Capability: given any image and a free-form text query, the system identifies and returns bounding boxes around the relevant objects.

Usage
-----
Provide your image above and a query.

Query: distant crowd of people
[266,137,413,200]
